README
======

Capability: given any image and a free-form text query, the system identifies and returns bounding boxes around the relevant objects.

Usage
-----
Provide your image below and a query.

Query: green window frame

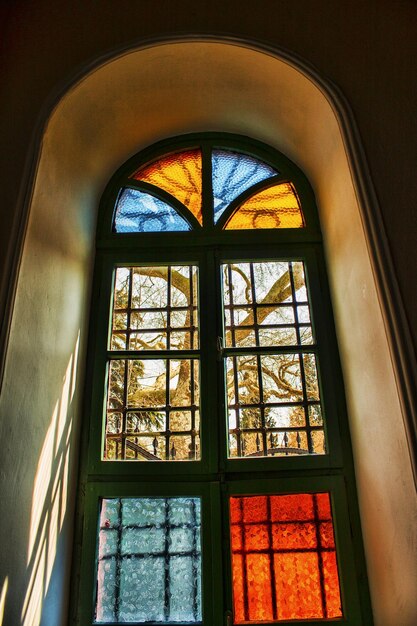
[73,134,373,625]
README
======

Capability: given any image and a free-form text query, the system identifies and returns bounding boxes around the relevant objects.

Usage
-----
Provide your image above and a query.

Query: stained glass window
[230,493,342,622]
[113,188,191,233]
[212,150,277,223]
[112,146,305,232]
[96,497,202,623]
[225,182,304,230]
[132,149,203,225]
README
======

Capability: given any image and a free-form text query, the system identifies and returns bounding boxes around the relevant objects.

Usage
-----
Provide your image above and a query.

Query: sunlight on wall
[0,578,8,626]
[21,334,80,626]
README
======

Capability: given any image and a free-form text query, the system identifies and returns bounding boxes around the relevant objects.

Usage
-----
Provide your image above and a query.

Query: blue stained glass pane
[212,150,278,223]
[114,188,191,233]
[96,497,202,623]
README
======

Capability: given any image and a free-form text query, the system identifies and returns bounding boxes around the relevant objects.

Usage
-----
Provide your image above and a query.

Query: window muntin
[78,136,370,626]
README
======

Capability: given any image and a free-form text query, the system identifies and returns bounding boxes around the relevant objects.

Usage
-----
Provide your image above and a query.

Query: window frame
[73,133,373,626]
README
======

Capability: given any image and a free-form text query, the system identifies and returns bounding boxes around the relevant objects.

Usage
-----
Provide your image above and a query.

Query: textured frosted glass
[113,187,191,232]
[212,150,277,223]
[96,497,202,623]
[132,150,203,224]
[225,182,304,230]
[230,493,342,622]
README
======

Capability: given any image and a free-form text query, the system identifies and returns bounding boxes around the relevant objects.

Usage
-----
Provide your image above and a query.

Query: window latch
[225,610,233,626]
[217,336,224,361]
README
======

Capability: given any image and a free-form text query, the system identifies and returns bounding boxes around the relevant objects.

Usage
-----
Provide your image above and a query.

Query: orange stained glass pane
[230,493,343,623]
[247,553,274,621]
[132,150,203,225]
[274,552,323,619]
[231,554,245,623]
[225,182,304,230]
[323,551,343,618]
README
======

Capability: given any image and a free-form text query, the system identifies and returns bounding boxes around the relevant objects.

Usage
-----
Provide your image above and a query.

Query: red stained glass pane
[323,551,343,618]
[275,552,323,619]
[316,492,332,518]
[230,493,343,623]
[247,554,273,621]
[232,554,245,623]
[243,495,268,522]
[270,493,314,522]
[272,522,317,550]
[245,524,269,551]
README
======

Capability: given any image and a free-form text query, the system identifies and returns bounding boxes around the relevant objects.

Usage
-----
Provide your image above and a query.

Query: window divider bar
[107,349,200,359]
[223,345,318,357]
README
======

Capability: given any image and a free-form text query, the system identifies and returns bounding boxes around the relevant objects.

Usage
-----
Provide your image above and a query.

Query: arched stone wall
[1,40,416,626]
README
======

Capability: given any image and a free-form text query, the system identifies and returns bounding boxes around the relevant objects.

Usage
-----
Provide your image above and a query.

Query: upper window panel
[225,182,304,230]
[112,145,306,233]
[212,150,277,223]
[114,188,191,233]
[131,149,203,225]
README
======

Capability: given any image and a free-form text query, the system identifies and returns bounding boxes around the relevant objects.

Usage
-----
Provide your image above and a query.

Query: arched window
[76,135,372,625]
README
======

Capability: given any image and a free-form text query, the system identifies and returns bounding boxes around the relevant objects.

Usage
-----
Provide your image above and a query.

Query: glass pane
[222,261,313,348]
[105,359,200,460]
[113,188,191,233]
[225,182,304,230]
[226,353,325,458]
[96,497,202,623]
[132,150,203,225]
[110,266,199,351]
[212,150,277,223]
[229,493,342,622]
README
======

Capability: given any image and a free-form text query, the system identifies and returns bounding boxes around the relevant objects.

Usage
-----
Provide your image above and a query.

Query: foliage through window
[75,135,372,626]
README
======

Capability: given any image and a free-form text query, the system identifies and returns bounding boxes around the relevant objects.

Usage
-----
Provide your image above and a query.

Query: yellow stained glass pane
[132,150,202,225]
[225,182,304,230]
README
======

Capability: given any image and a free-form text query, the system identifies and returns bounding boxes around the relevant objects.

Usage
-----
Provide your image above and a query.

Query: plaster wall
[0,42,416,626]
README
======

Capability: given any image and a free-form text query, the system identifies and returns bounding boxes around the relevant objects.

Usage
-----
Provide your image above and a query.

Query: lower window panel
[95,497,202,623]
[229,492,342,622]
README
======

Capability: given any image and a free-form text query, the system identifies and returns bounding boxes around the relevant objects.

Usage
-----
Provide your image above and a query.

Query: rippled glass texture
[225,182,304,230]
[230,493,342,622]
[132,150,203,225]
[212,150,277,223]
[113,188,191,233]
[110,266,199,351]
[96,497,202,623]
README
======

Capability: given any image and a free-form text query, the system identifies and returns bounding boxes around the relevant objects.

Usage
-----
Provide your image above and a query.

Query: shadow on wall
[16,334,80,626]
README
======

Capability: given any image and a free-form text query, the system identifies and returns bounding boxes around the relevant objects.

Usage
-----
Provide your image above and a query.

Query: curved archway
[1,40,416,626]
